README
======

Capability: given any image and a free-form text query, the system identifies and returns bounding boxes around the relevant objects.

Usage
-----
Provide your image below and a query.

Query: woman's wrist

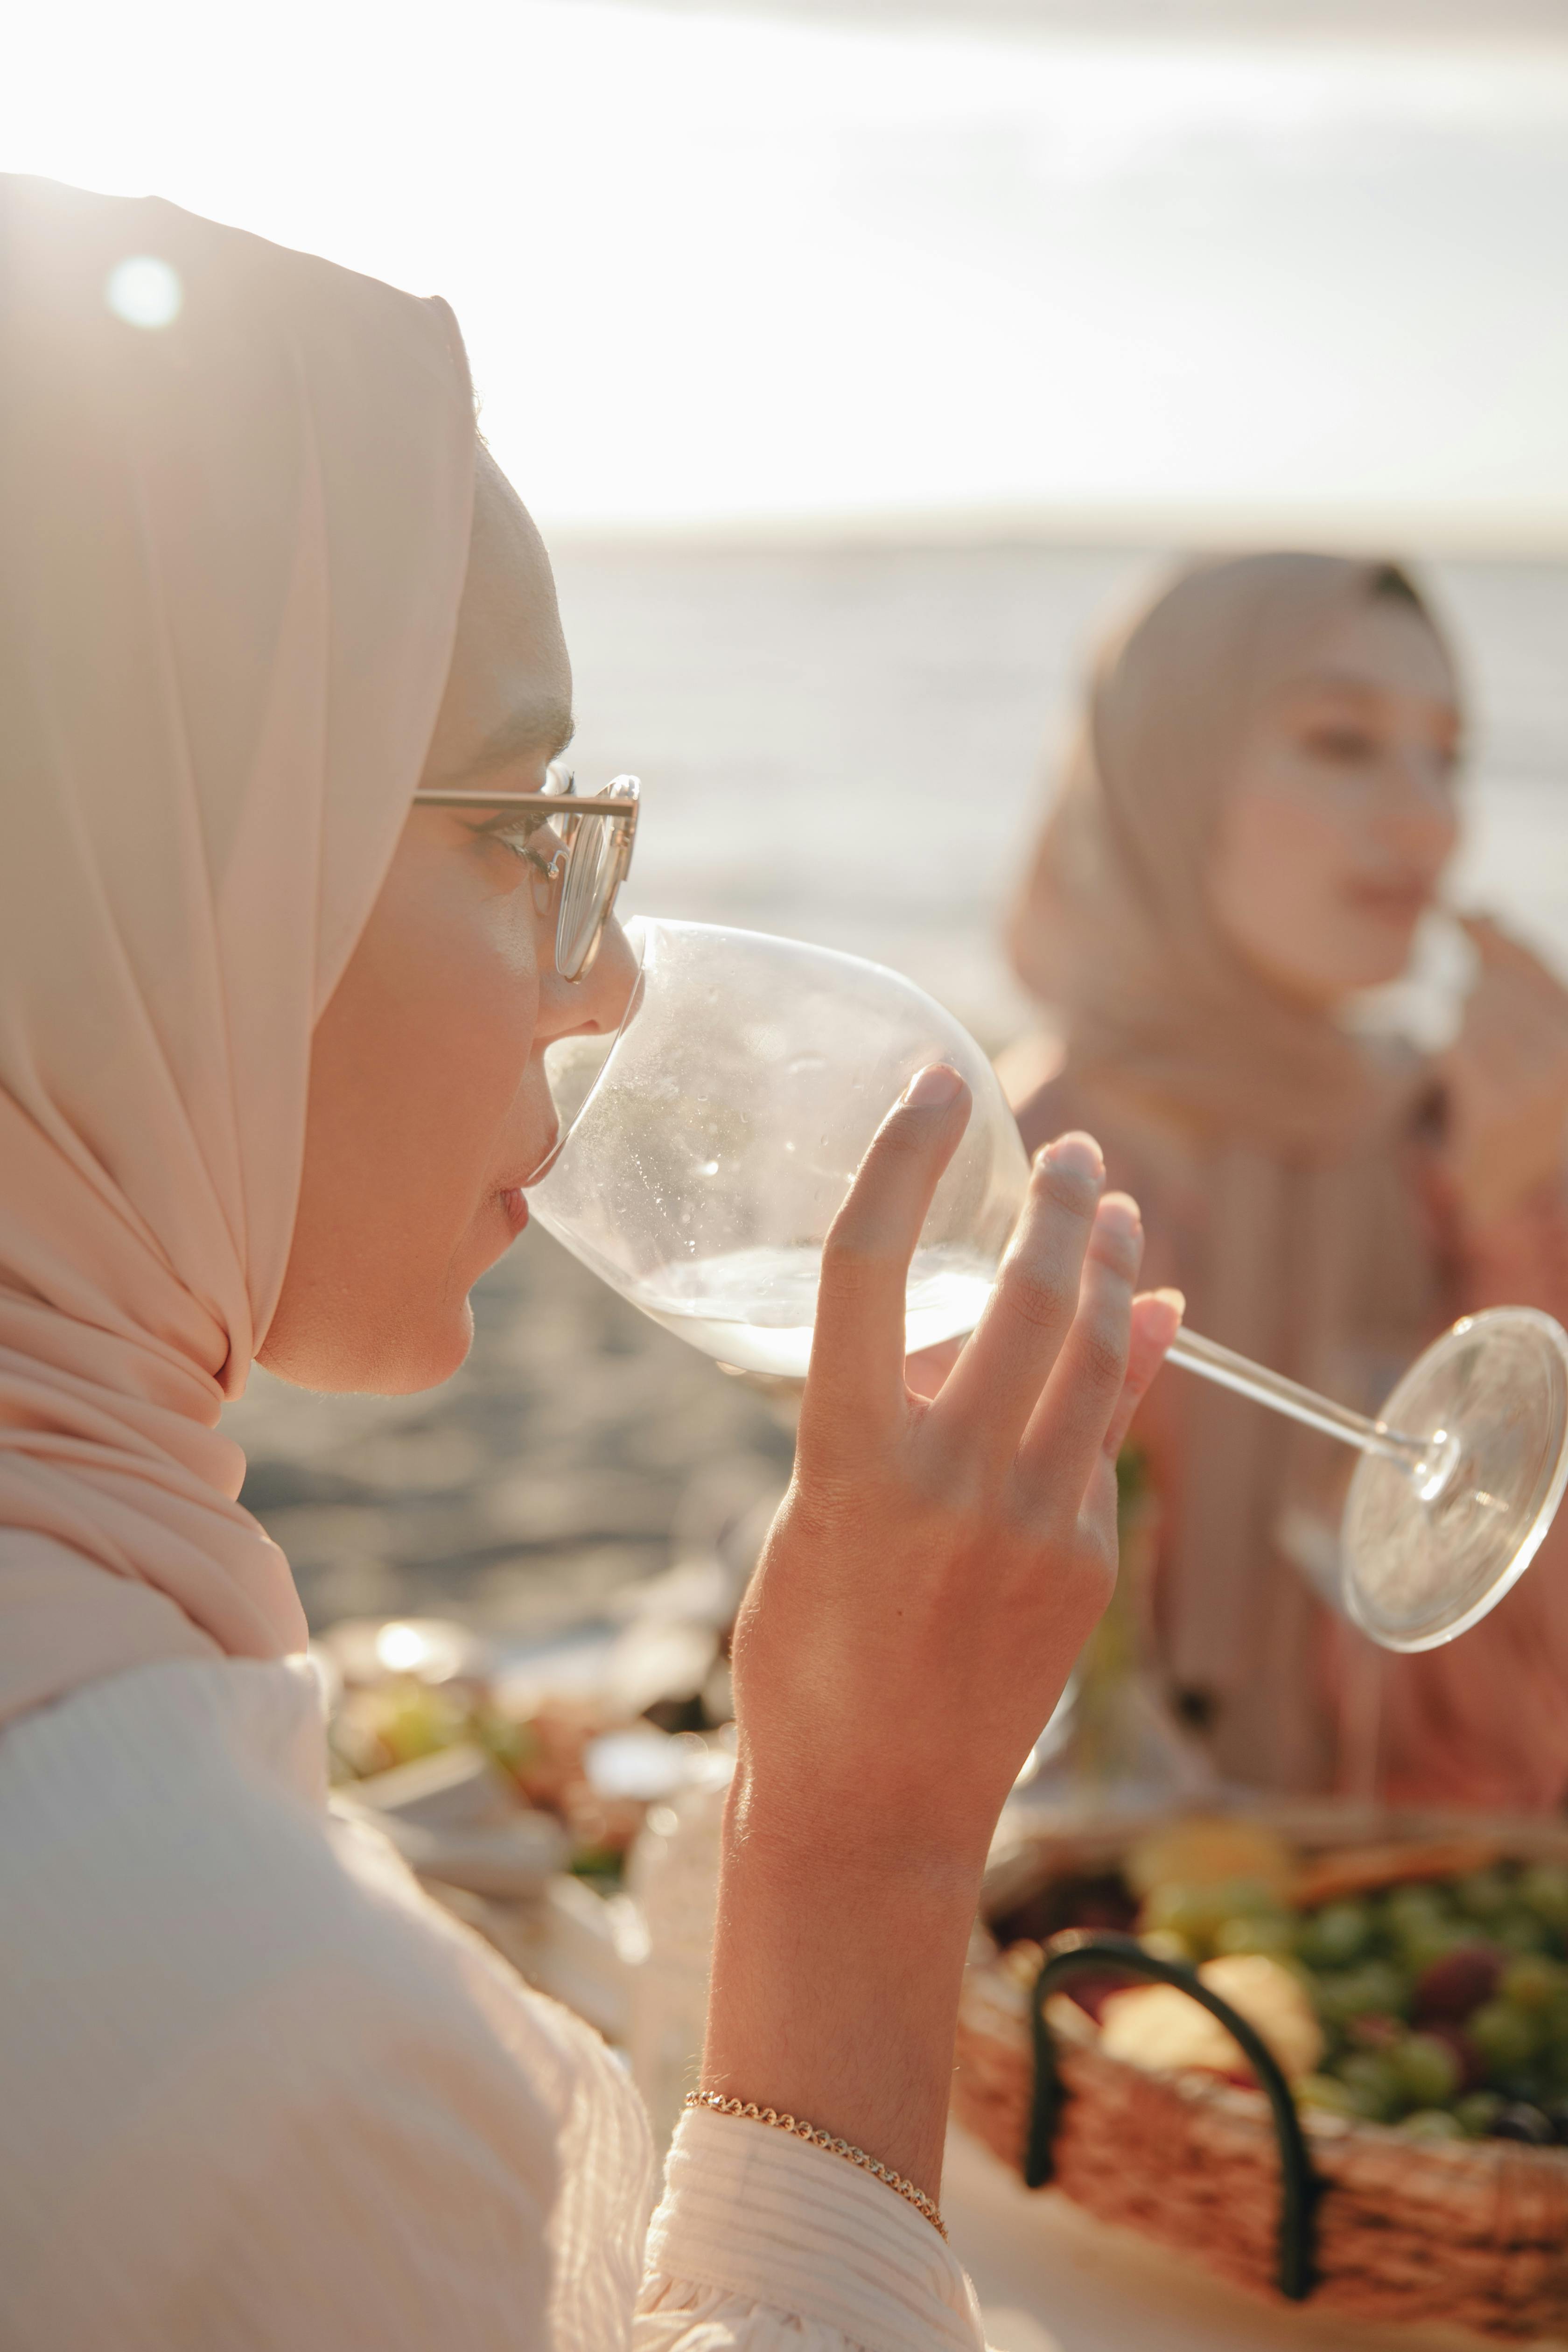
[723,1759,994,1902]
[702,1774,987,2203]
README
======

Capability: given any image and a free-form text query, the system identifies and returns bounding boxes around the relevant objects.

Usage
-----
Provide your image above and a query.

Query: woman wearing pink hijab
[1007,553,1568,1811]
[0,178,1180,2348]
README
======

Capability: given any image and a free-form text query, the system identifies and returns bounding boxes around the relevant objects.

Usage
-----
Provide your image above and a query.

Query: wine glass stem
[1167,1328,1429,1473]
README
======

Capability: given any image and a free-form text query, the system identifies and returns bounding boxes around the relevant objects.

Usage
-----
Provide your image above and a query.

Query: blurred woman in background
[1006,552,1568,1811]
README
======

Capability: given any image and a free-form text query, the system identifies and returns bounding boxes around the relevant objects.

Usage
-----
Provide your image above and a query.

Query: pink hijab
[0,177,476,1725]
[1008,555,1451,1792]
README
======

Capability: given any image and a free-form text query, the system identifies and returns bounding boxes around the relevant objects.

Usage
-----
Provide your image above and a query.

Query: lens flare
[105,256,182,330]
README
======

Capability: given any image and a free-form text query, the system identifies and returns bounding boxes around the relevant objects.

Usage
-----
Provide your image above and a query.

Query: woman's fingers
[1015,1191,1143,1503]
[924,1132,1105,1457]
[903,1333,965,1403]
[805,1064,972,1435]
[1102,1287,1184,1461]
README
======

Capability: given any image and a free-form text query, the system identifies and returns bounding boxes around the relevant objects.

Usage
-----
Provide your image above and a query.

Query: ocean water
[551,537,1568,1047]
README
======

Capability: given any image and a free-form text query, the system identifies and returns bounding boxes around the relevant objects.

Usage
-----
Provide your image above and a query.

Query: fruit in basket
[984,1828,1568,2149]
[1313,1959,1412,2028]
[1413,1941,1504,2023]
[1399,2108,1465,2142]
[1392,2032,1463,2109]
[1420,2023,1484,2092]
[1495,1909,1554,1955]
[1337,2049,1405,2121]
[1212,1910,1297,1960]
[1521,1862,1568,1932]
[1468,1997,1545,2078]
[1386,1883,1454,1941]
[1124,1818,1296,1904]
[1499,1953,1568,2013]
[1099,1953,1323,2084]
[1456,1868,1515,1923]
[1295,2072,1361,2118]
[1454,2089,1505,2136]
[1492,2100,1556,2146]
[1296,1898,1373,1970]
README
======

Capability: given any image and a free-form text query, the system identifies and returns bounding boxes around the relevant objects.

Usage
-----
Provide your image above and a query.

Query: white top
[0,1656,986,2352]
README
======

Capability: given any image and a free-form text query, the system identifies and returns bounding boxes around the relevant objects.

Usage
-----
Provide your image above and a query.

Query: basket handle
[1025,1929,1320,2303]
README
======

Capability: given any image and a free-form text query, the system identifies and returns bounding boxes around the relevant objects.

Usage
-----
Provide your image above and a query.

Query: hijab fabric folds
[0,177,475,1726]
[1009,554,1448,1792]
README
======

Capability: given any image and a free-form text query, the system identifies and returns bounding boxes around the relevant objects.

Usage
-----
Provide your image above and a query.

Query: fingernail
[902,1063,963,1108]
[1043,1130,1104,1180]
[1154,1286,1186,1320]
[1096,1191,1141,1237]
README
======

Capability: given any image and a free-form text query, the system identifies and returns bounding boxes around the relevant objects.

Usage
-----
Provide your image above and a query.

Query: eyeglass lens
[557,816,619,980]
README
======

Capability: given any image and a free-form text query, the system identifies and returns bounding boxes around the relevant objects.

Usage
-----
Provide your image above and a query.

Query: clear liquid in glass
[625,1241,995,1378]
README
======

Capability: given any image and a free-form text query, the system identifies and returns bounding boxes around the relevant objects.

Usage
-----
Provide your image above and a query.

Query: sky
[7,0,1568,539]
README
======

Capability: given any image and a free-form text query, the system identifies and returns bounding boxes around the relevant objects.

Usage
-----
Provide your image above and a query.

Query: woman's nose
[539,913,640,1043]
[1377,742,1456,844]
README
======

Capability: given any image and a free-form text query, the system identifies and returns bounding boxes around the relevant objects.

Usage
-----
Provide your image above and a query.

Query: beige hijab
[1010,554,1451,1788]
[0,177,475,1726]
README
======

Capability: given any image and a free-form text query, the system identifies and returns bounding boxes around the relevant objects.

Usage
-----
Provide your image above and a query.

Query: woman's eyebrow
[1283,671,1383,705]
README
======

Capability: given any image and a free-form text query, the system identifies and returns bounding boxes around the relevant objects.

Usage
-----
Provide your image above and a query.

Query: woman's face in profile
[259,451,637,1396]
[1207,595,1461,1010]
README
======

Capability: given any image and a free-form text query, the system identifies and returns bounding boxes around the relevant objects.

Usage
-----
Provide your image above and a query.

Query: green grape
[1297,1901,1372,1970]
[1314,1961,1411,2029]
[1520,1863,1568,1934]
[1500,1955,1568,2013]
[1141,1884,1205,1937]
[1400,2108,1465,2142]
[1401,1925,1467,1979]
[1213,1877,1287,1920]
[1213,1912,1296,1959]
[1470,1999,1544,2079]
[1454,2090,1505,2137]
[1456,1869,1515,1923]
[1385,1886,1453,1944]
[1495,1910,1553,1957]
[1393,2033,1462,2110]
[1337,2050,1405,2121]
[1139,1928,1195,1967]
[1295,2074,1360,2119]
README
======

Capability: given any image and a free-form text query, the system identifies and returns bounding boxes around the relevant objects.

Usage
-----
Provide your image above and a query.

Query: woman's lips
[1348,880,1430,925]
[499,1186,530,1236]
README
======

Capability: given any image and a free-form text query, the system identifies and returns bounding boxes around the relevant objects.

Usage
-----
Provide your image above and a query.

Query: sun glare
[7,0,1568,536]
[104,254,182,330]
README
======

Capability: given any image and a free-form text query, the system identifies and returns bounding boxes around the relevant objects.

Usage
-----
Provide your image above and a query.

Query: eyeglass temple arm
[412,789,637,819]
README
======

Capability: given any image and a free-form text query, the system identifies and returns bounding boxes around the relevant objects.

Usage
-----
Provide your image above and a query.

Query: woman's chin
[258,1297,476,1398]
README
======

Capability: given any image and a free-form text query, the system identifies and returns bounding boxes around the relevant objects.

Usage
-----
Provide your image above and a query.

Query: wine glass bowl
[1340,1308,1568,1652]
[528,917,1029,1379]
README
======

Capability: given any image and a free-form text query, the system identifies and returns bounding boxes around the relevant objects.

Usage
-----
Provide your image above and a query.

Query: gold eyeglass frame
[413,768,640,981]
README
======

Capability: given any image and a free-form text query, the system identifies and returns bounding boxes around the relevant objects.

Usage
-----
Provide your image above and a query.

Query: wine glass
[529,918,1029,1377]
[528,918,1568,1654]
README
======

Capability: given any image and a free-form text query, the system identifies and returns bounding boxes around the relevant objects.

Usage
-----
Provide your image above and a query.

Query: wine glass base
[1342,1307,1568,1652]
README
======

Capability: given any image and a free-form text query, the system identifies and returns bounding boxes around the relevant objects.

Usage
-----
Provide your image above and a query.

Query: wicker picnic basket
[952,1803,1568,2341]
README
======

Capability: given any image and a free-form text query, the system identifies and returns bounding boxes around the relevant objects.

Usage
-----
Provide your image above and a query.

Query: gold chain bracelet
[682,2091,948,2240]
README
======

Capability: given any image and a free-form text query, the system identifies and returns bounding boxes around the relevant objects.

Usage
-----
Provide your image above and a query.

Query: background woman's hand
[1439,916,1568,1230]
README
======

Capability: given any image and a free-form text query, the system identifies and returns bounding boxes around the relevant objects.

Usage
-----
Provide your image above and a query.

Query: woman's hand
[1439,917,1568,1230]
[702,1066,1180,2198]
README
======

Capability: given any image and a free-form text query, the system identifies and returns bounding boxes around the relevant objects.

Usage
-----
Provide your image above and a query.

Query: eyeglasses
[413,767,640,981]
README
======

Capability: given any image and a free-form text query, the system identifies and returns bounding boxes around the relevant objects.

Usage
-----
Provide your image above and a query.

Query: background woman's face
[259,451,637,1395]
[1207,596,1462,1009]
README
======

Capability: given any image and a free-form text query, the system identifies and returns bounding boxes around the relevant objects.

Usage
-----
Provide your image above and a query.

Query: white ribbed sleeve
[0,1657,987,2352]
[637,2108,985,2352]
